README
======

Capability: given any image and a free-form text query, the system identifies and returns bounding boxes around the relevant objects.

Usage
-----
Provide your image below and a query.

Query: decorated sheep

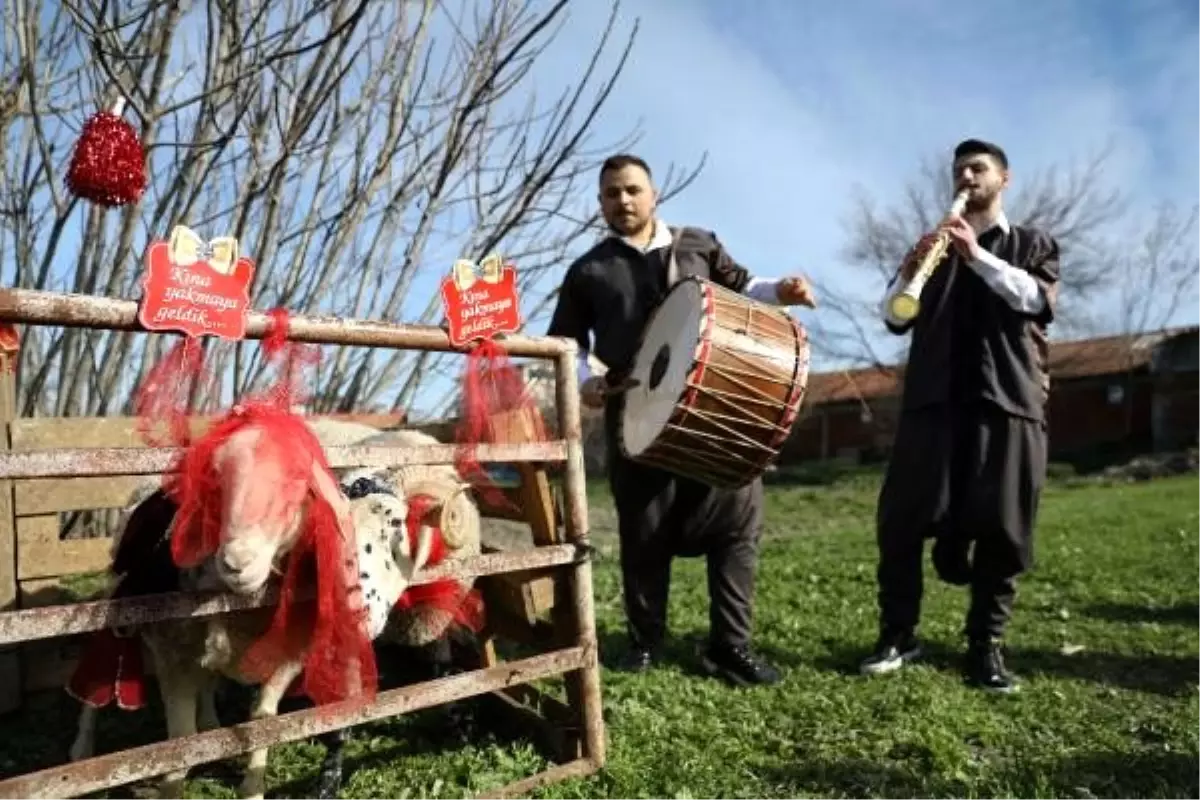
[300,419,485,644]
[66,409,433,799]
[68,418,486,799]
[320,422,486,646]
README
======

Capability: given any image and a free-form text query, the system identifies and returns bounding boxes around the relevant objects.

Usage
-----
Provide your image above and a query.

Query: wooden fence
[0,286,606,798]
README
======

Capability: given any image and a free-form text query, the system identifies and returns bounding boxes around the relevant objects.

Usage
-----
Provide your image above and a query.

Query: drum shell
[619,278,809,488]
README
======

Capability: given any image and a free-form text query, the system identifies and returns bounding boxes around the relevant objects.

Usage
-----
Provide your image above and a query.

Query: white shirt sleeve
[744,277,782,305]
[577,352,591,385]
[968,250,1047,315]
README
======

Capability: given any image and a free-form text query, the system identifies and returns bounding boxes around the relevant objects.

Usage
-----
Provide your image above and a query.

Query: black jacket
[546,225,751,381]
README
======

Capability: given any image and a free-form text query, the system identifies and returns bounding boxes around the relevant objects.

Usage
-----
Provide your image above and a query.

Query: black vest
[898,224,1055,421]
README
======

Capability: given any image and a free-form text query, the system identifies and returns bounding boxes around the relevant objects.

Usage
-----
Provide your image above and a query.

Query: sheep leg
[239,660,304,800]
[156,663,201,799]
[68,704,98,762]
[315,727,350,799]
[199,680,222,731]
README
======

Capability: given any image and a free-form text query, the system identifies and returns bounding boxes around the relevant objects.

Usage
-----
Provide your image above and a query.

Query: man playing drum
[863,139,1061,693]
[545,153,817,686]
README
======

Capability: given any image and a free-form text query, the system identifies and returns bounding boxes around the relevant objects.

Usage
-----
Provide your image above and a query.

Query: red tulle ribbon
[66,106,146,207]
[134,336,211,447]
[455,338,548,511]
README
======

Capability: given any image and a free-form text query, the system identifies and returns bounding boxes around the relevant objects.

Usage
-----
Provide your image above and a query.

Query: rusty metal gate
[0,287,605,798]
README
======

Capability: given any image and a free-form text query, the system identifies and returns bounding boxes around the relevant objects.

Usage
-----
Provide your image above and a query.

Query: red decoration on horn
[65,98,146,208]
[394,494,485,632]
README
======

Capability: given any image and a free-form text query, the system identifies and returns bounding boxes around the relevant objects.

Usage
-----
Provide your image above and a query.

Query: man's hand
[581,375,640,408]
[580,376,607,409]
[775,276,818,308]
[944,215,981,261]
[900,231,941,281]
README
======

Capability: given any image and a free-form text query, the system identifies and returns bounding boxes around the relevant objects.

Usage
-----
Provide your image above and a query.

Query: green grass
[0,472,1195,798]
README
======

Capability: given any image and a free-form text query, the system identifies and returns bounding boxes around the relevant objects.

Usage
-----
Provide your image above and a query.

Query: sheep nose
[220,539,256,573]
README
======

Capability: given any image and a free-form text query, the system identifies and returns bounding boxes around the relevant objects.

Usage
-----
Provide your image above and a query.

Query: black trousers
[875,402,1047,641]
[607,440,764,652]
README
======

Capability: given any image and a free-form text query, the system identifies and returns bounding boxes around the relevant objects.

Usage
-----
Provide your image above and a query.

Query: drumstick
[601,377,640,395]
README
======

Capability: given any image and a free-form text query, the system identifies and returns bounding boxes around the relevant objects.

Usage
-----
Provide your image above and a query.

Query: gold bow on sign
[452,253,505,290]
[168,225,240,275]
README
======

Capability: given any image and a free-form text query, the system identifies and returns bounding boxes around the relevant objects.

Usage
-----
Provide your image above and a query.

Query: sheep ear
[310,461,352,543]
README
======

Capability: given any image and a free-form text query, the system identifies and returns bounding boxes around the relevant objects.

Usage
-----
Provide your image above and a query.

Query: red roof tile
[804,326,1198,406]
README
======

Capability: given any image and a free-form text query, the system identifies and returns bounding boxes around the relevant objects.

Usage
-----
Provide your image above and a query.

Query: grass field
[0,468,1196,798]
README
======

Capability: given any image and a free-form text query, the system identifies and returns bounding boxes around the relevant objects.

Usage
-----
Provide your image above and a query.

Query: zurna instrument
[887,189,970,322]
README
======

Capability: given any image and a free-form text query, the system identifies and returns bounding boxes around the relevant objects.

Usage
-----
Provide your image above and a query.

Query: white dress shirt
[880,211,1047,329]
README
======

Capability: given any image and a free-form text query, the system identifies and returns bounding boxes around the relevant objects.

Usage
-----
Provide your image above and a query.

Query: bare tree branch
[3,0,689,421]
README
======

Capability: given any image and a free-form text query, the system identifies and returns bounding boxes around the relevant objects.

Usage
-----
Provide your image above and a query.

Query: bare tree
[1107,201,1199,341]
[809,143,1130,368]
[1,0,703,420]
[1093,200,1199,438]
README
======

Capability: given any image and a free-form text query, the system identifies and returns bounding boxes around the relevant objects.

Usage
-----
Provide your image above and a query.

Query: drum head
[620,280,706,459]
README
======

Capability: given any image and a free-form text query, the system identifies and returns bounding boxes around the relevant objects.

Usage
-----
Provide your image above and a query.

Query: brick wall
[777,371,1196,465]
[1045,376,1155,455]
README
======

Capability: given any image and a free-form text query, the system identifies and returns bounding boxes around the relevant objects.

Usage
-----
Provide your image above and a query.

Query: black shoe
[859,629,922,676]
[700,644,782,687]
[964,639,1018,694]
[618,646,656,673]
[932,536,971,586]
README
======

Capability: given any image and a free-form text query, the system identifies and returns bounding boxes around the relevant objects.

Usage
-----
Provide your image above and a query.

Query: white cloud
[530,0,1197,364]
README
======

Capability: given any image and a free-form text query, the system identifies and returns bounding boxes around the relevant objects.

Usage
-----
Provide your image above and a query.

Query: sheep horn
[438,483,473,549]
[412,522,435,573]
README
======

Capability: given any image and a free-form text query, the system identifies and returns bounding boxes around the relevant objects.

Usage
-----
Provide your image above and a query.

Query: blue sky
[10,0,1196,417]
[513,0,1198,357]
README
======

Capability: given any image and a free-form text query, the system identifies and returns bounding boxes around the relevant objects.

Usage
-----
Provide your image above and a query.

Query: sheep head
[174,412,351,598]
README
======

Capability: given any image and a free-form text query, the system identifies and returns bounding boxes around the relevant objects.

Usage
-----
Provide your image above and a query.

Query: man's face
[953,154,1009,211]
[599,164,656,236]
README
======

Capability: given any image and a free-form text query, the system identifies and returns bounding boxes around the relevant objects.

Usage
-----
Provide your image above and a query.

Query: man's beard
[606,212,650,237]
[964,185,999,212]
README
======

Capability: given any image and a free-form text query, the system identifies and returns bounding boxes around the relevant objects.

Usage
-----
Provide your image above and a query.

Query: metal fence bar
[0,543,586,646]
[552,344,608,771]
[0,287,571,359]
[0,440,566,480]
[482,758,600,799]
[0,646,589,799]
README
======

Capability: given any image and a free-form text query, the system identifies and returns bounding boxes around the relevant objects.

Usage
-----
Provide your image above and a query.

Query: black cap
[954,138,1008,168]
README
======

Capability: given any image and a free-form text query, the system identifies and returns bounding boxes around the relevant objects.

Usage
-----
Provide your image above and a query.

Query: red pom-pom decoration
[65,99,147,207]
